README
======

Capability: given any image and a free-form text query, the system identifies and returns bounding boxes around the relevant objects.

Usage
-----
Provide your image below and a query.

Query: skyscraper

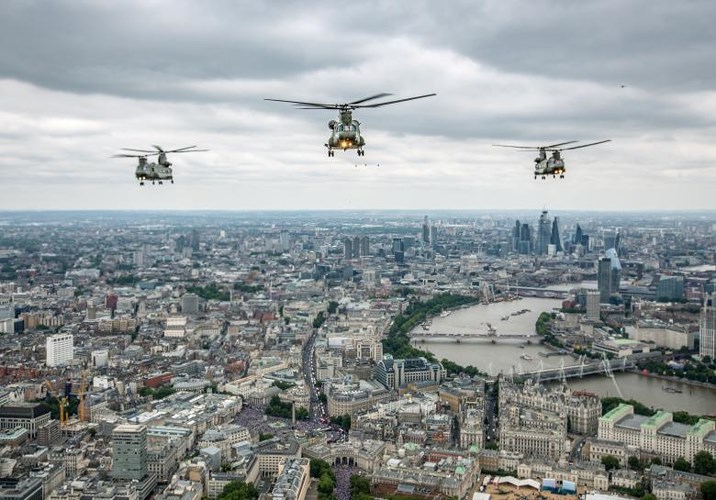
[598,250,622,303]
[360,236,370,256]
[430,225,438,246]
[519,223,532,254]
[550,217,563,252]
[574,224,583,245]
[46,333,73,367]
[352,236,361,259]
[700,293,716,359]
[422,216,430,244]
[191,229,200,252]
[279,230,290,251]
[112,424,148,480]
[537,210,551,255]
[513,220,522,252]
[597,258,612,303]
[343,238,352,260]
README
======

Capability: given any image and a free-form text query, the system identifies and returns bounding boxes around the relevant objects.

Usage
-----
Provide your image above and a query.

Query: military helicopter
[112,145,207,185]
[492,140,611,179]
[264,93,436,156]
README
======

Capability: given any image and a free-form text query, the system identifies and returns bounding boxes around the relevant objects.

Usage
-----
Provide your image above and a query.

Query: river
[410,296,716,416]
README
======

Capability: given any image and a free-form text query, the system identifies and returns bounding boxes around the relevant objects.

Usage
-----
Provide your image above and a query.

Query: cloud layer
[0,0,714,210]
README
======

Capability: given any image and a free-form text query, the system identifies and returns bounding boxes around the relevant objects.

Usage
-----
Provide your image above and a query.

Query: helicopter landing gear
[327,150,334,157]
[171,179,174,184]
[139,182,144,186]
[158,181,163,185]
[357,149,365,157]
[541,176,546,180]
[534,175,537,180]
[559,175,564,179]
[152,181,156,185]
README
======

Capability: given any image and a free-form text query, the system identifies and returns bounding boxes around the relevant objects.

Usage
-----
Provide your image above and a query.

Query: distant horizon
[1,208,715,215]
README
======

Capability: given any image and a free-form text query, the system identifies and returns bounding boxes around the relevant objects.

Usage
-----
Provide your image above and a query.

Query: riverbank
[629,369,716,392]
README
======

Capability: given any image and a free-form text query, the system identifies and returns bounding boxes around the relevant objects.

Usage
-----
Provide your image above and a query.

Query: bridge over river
[510,357,636,387]
[411,330,537,344]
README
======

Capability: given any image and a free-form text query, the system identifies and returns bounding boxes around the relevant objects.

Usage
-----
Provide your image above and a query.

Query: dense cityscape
[0,210,714,500]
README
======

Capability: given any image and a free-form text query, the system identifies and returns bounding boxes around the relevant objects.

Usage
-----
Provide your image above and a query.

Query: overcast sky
[1,0,715,211]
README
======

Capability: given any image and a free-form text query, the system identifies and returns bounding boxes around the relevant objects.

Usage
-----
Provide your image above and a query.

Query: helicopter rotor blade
[559,139,611,151]
[112,153,156,158]
[492,144,541,150]
[168,149,209,154]
[152,145,166,153]
[162,146,203,153]
[348,93,393,105]
[544,141,579,149]
[354,93,437,108]
[121,148,156,153]
[264,98,337,109]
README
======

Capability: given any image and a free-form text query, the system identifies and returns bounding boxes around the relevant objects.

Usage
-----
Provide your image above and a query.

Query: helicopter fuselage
[327,120,365,152]
[534,151,565,178]
[135,161,173,184]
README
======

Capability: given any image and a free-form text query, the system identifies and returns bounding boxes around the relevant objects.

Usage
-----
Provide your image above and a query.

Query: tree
[602,455,620,471]
[327,301,339,314]
[217,480,258,500]
[628,455,642,471]
[641,494,657,500]
[694,451,716,476]
[317,474,335,496]
[350,475,371,497]
[701,480,716,500]
[673,456,691,472]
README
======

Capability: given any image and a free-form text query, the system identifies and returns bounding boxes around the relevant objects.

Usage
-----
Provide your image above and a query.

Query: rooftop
[615,414,648,431]
[658,422,689,438]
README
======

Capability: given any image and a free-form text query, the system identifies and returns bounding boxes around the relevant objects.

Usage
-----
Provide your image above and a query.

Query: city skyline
[1,0,715,211]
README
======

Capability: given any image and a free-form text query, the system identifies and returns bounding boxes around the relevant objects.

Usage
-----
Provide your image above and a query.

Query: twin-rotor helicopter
[264,93,436,157]
[112,145,207,185]
[492,140,611,179]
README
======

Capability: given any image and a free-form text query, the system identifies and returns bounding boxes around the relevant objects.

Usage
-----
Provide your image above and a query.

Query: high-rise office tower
[343,238,352,260]
[191,229,200,252]
[519,223,532,254]
[360,236,370,256]
[574,224,583,245]
[598,250,622,302]
[700,293,716,359]
[550,217,563,252]
[112,424,148,480]
[430,225,438,246]
[46,333,74,367]
[537,210,551,255]
[279,230,290,251]
[392,237,404,255]
[352,236,361,258]
[604,230,620,252]
[513,220,522,252]
[606,248,622,296]
[422,216,430,243]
